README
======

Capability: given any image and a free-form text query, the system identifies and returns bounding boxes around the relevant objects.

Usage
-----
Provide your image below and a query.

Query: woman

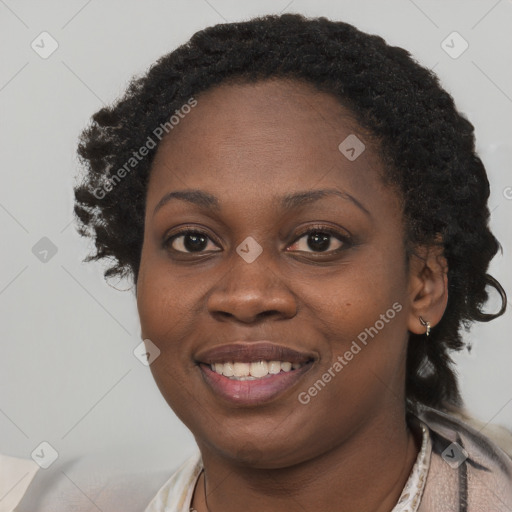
[74,13,512,511]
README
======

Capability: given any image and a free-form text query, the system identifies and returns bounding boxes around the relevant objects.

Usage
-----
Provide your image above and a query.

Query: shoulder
[144,451,203,512]
[419,405,512,469]
[417,406,512,511]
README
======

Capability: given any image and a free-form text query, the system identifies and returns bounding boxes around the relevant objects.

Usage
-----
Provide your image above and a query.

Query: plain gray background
[1,0,511,505]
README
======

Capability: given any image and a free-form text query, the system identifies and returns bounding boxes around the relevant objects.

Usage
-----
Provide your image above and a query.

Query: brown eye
[288,227,349,254]
[165,230,220,253]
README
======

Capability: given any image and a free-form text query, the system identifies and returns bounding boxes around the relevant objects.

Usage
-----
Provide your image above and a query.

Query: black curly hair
[74,13,506,413]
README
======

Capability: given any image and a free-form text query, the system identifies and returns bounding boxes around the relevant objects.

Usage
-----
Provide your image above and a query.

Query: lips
[195,341,316,406]
[195,342,314,365]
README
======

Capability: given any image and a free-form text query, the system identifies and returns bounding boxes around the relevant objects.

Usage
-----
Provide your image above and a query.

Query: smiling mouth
[209,360,307,380]
[195,342,316,405]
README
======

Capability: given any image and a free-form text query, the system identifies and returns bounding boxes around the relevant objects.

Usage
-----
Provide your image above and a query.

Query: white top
[5,408,512,511]
[142,409,512,512]
[143,420,432,512]
[0,454,39,512]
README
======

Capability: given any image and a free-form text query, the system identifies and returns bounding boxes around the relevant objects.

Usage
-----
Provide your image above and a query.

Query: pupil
[184,233,207,252]
[308,232,330,252]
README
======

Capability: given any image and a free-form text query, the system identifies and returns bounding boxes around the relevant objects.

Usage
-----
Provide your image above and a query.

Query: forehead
[153,78,364,155]
[147,78,387,208]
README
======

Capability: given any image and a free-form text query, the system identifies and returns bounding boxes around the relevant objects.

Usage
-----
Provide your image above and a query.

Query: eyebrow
[153,188,370,217]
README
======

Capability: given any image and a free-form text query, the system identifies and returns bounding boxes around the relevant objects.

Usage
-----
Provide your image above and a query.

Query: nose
[207,252,298,324]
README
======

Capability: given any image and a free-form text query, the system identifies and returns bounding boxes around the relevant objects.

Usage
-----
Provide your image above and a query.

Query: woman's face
[137,79,415,468]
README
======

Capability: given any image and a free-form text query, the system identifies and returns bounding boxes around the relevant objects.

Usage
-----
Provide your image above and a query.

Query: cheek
[303,247,407,338]
[296,245,409,401]
[136,258,205,424]
[137,269,168,342]
[136,250,198,343]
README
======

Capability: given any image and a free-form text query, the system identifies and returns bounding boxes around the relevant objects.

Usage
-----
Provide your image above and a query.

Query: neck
[193,412,421,512]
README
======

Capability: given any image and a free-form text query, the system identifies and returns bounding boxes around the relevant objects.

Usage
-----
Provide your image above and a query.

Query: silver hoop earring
[419,316,431,337]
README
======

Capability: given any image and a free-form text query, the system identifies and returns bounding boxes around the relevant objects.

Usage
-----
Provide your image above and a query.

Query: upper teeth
[211,361,303,380]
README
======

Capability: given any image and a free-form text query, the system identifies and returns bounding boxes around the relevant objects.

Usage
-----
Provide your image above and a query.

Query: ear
[407,243,448,336]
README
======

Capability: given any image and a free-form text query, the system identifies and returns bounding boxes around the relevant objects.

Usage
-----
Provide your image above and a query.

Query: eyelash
[163,225,352,256]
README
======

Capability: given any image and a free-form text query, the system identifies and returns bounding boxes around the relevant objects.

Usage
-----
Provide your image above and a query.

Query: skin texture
[136,79,448,512]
